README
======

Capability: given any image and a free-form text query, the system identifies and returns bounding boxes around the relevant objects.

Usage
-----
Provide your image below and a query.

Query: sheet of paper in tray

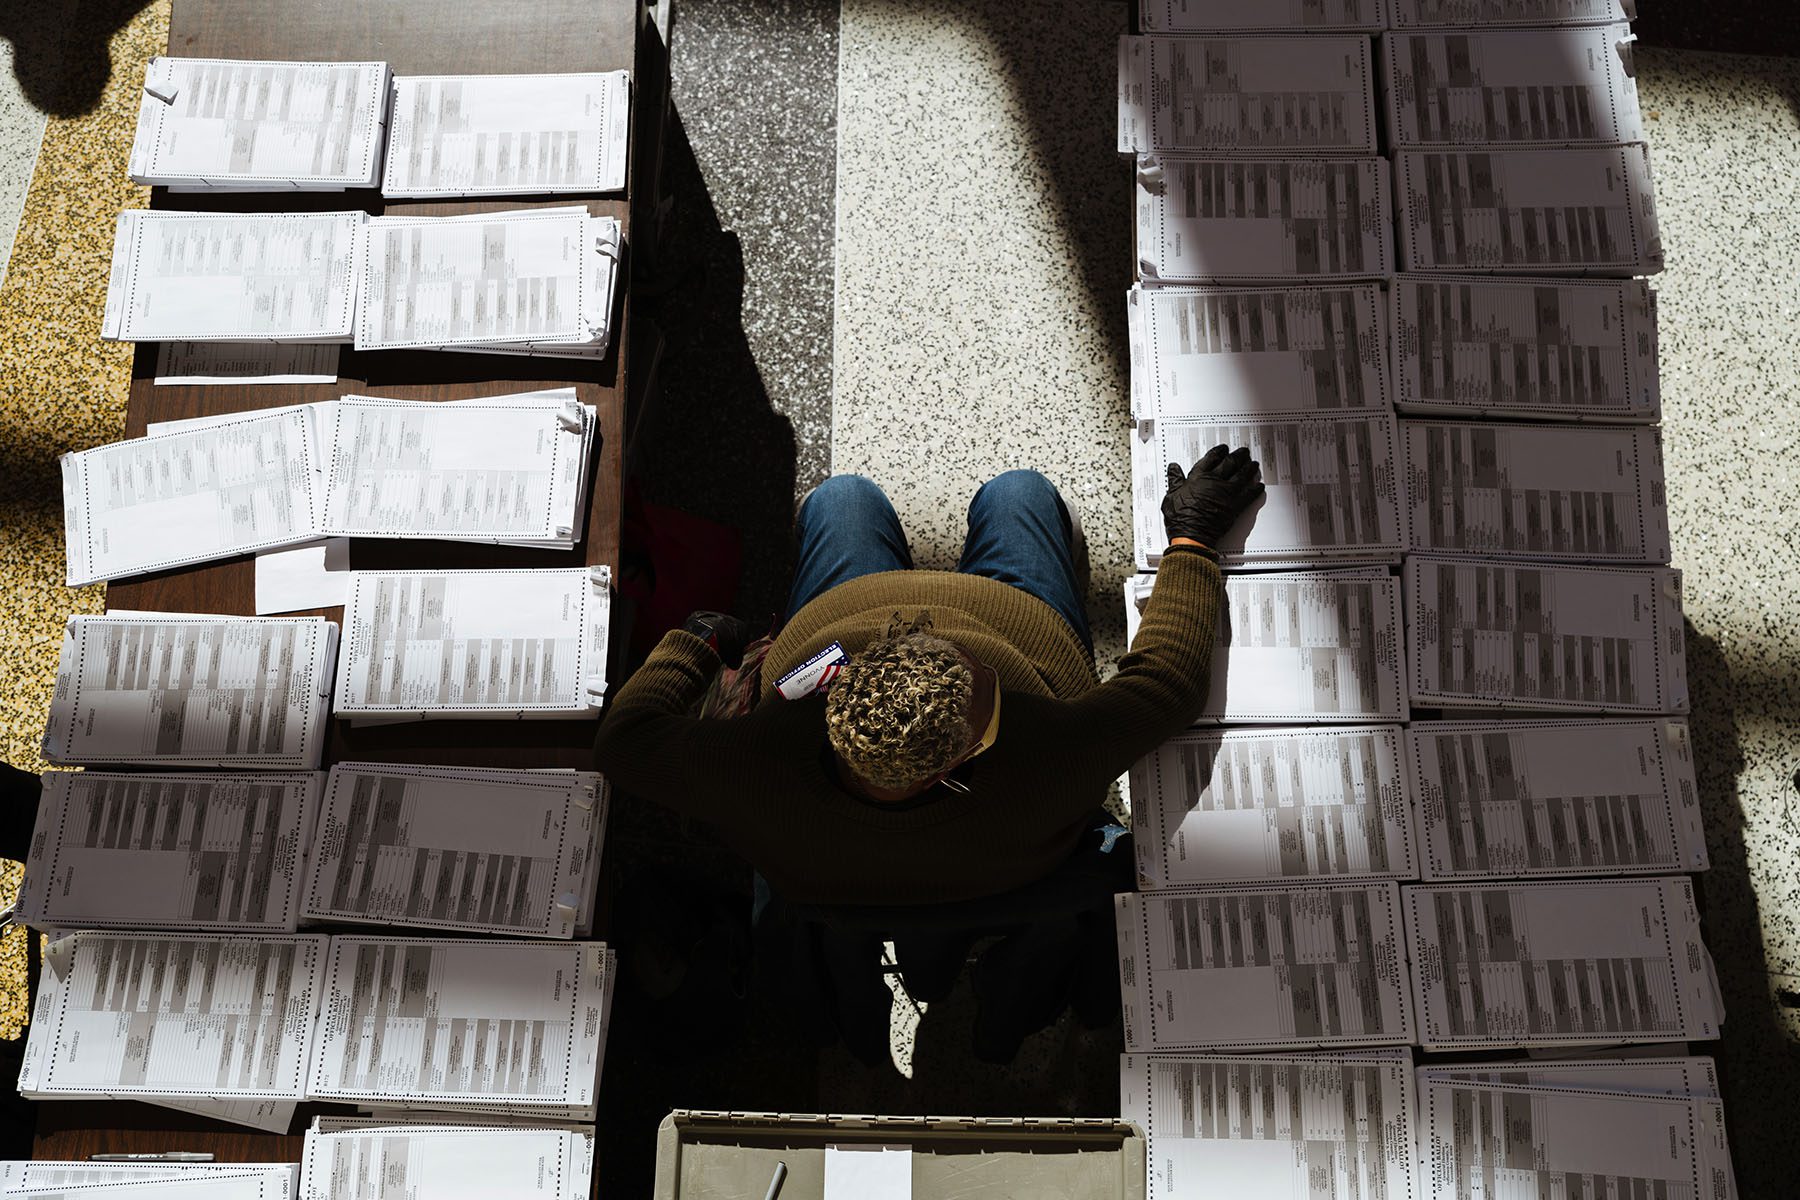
[44,614,337,769]
[129,58,390,190]
[1116,881,1415,1051]
[1137,157,1393,283]
[1381,24,1642,146]
[1124,568,1407,723]
[1389,0,1636,28]
[1407,717,1705,879]
[300,1123,594,1200]
[301,763,604,938]
[1390,274,1659,421]
[334,567,609,719]
[384,71,630,197]
[1137,0,1386,32]
[1121,1049,1418,1200]
[1119,35,1377,156]
[1127,284,1391,420]
[102,210,364,343]
[16,771,323,934]
[1402,876,1722,1049]
[1400,419,1669,562]
[1403,556,1688,713]
[1131,411,1402,570]
[306,938,615,1120]
[1394,143,1662,275]
[1129,725,1416,888]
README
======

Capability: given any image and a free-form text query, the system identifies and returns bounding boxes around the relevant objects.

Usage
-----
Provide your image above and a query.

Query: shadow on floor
[0,0,154,117]
[1637,0,1800,59]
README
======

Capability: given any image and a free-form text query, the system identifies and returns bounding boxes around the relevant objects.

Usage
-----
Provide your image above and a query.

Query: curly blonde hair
[826,630,974,790]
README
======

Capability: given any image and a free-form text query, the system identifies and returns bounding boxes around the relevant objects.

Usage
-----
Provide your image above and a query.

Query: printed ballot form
[102,211,364,343]
[1402,877,1722,1048]
[300,1124,594,1200]
[335,568,610,719]
[45,614,337,768]
[1381,25,1642,146]
[1408,719,1705,879]
[301,763,605,938]
[1418,1053,1721,1097]
[1118,36,1377,156]
[1403,557,1688,713]
[1394,144,1663,275]
[128,58,389,189]
[1125,569,1407,723]
[1390,0,1636,28]
[307,938,615,1119]
[1400,419,1669,562]
[61,408,321,586]
[1117,882,1414,1051]
[1131,411,1402,569]
[1391,274,1660,421]
[1129,726,1416,887]
[1137,158,1393,283]
[0,1177,293,1200]
[1128,284,1391,420]
[384,72,630,197]
[1121,1050,1418,1200]
[0,1162,298,1196]
[17,771,322,933]
[1138,0,1386,32]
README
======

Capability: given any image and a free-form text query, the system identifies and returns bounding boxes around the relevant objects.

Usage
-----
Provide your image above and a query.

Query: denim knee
[973,470,1064,519]
[801,474,890,521]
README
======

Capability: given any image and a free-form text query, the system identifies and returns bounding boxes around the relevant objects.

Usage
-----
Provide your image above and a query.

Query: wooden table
[35,0,652,1166]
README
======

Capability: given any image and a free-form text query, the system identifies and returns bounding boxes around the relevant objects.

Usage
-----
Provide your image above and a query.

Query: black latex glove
[681,611,753,669]
[1162,444,1265,548]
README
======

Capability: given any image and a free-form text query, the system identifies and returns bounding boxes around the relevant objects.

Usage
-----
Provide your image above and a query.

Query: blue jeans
[787,471,1090,648]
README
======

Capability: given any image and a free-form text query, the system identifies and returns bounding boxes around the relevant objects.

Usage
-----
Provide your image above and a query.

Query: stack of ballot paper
[43,614,337,769]
[1389,0,1637,29]
[1136,0,1387,32]
[128,58,390,190]
[300,1118,594,1200]
[357,208,622,356]
[384,71,631,197]
[0,1162,299,1198]
[334,566,611,720]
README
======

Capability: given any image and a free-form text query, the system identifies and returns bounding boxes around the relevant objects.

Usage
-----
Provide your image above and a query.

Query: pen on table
[762,1160,787,1200]
[89,1152,215,1162]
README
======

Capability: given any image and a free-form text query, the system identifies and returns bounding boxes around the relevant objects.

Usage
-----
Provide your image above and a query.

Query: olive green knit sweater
[592,548,1224,906]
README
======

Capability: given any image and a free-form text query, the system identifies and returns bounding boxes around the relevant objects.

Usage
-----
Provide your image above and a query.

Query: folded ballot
[1124,568,1407,723]
[102,210,364,343]
[335,567,611,720]
[300,1121,594,1200]
[1128,725,1416,888]
[384,71,631,197]
[0,1162,299,1198]
[128,57,389,190]
[1136,157,1393,283]
[1117,881,1415,1051]
[1118,35,1378,157]
[44,613,337,768]
[1391,274,1660,421]
[357,208,621,355]
[1389,0,1636,28]
[1137,0,1386,31]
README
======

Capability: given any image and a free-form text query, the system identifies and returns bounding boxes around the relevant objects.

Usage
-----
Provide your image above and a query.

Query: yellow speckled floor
[0,0,167,1040]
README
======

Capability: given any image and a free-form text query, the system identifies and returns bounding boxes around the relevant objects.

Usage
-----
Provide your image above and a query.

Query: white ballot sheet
[384,72,630,197]
[335,568,609,719]
[1409,719,1705,880]
[0,1163,295,1196]
[137,1094,298,1133]
[45,614,337,768]
[1419,1054,1721,1098]
[1132,411,1401,569]
[1392,275,1660,421]
[18,931,327,1104]
[1119,36,1376,156]
[823,1146,913,1200]
[1401,420,1669,562]
[1390,0,1635,28]
[1125,569,1407,723]
[129,58,389,190]
[1403,557,1688,714]
[155,341,340,385]
[299,1125,593,1200]
[1121,1051,1418,1200]
[102,211,364,343]
[1137,157,1392,283]
[255,539,352,615]
[0,1178,290,1200]
[1395,144,1663,276]
[1128,284,1390,420]
[302,763,604,938]
[61,409,322,586]
[1138,0,1386,32]
[1403,877,1722,1049]
[1116,882,1414,1051]
[1382,25,1642,146]
[18,771,321,933]
[1129,726,1416,887]
[307,938,614,1117]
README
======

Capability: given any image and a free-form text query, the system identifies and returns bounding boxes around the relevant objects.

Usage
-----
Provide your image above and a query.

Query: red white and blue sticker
[775,641,850,700]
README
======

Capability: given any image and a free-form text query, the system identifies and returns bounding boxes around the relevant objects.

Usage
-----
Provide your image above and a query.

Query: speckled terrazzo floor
[0,40,49,293]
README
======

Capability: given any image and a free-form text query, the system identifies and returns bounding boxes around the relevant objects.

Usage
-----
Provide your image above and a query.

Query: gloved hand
[681,611,754,668]
[1162,444,1265,549]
